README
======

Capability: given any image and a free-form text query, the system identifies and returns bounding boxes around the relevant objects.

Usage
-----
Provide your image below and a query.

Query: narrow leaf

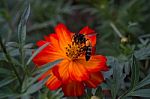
[27,73,46,88]
[21,95,30,99]
[23,76,49,95]
[130,55,140,89]
[22,59,62,93]
[135,73,150,90]
[35,59,63,74]
[0,93,18,99]
[26,42,50,65]
[95,87,103,98]
[128,89,150,97]
[0,68,11,75]
[134,45,150,60]
[0,78,15,88]
[106,58,124,99]
[18,4,30,45]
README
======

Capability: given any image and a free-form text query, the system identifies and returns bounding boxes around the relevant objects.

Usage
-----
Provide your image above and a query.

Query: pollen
[65,42,85,59]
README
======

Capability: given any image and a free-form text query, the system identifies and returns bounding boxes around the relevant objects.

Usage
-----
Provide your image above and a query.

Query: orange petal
[33,47,63,66]
[62,80,85,96]
[79,26,96,46]
[52,59,70,83]
[44,33,58,42]
[36,34,60,52]
[36,40,49,47]
[88,35,96,46]
[38,69,52,81]
[79,26,95,35]
[38,70,61,90]
[44,34,60,50]
[92,46,96,55]
[55,23,72,51]
[69,60,89,81]
[77,55,109,73]
[46,74,62,90]
[84,72,104,88]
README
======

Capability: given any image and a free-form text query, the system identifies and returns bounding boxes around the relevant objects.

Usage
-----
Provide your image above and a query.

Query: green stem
[110,22,124,38]
[19,44,25,67]
[0,37,22,86]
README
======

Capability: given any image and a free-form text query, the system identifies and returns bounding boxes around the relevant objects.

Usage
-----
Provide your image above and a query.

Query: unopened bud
[121,37,128,43]
[91,96,100,99]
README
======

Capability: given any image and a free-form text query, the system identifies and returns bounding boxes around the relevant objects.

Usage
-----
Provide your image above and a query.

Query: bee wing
[85,32,97,37]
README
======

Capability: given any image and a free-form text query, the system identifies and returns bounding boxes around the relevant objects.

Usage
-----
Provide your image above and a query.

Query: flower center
[65,42,85,59]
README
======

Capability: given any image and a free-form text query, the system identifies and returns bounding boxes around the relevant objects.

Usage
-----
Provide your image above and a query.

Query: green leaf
[27,73,46,88]
[22,71,48,93]
[24,43,34,49]
[20,95,31,99]
[0,78,15,88]
[46,88,63,99]
[121,55,140,99]
[95,87,103,98]
[18,4,30,45]
[26,42,50,65]
[0,93,18,99]
[106,57,125,99]
[23,76,49,95]
[5,42,18,47]
[135,73,150,90]
[0,68,12,75]
[35,59,63,74]
[86,88,92,98]
[0,89,20,99]
[134,45,150,60]
[130,55,140,89]
[128,89,150,97]
[22,59,62,93]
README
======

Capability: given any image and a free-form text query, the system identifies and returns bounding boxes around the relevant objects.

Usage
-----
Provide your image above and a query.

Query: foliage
[0,0,150,99]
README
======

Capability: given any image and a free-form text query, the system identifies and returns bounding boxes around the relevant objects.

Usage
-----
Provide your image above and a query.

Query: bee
[72,33,94,61]
[72,33,86,44]
[85,40,92,61]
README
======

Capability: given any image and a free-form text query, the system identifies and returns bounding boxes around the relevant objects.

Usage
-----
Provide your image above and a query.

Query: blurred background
[0,0,150,99]
[0,0,149,56]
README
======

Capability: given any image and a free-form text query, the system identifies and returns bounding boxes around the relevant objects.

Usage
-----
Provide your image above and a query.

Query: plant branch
[0,36,22,86]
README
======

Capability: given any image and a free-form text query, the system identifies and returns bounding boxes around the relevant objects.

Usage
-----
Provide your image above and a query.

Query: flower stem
[110,22,124,38]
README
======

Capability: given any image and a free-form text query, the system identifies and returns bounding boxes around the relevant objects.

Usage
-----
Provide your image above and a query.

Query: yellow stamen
[65,42,85,59]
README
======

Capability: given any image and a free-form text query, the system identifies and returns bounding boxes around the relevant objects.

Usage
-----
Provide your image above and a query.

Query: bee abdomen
[85,46,92,61]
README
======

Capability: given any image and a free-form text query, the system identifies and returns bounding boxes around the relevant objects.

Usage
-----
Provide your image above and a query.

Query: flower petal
[88,35,96,46]
[79,26,95,35]
[62,80,85,96]
[33,34,66,66]
[52,59,70,83]
[36,40,49,47]
[84,72,104,88]
[46,74,62,90]
[69,60,89,81]
[33,46,63,66]
[79,26,96,46]
[44,33,60,51]
[38,70,61,90]
[38,69,52,81]
[77,55,108,73]
[55,23,72,51]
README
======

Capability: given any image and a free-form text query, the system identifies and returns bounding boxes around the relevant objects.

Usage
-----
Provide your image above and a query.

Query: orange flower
[33,23,108,96]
